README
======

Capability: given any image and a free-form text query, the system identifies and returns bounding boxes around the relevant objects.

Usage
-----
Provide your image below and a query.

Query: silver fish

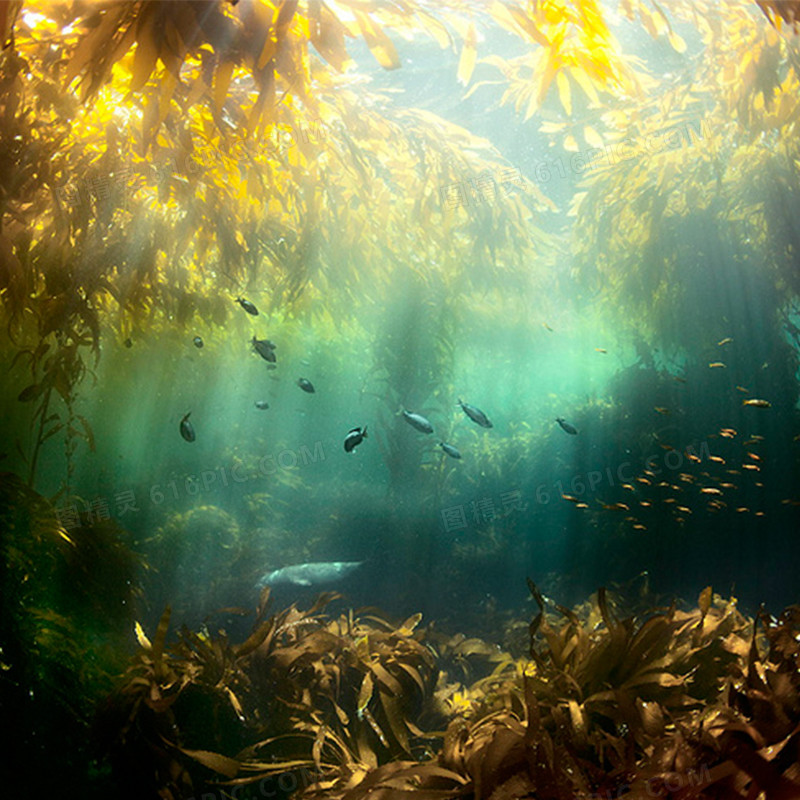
[458,399,492,428]
[256,560,364,588]
[255,400,270,410]
[401,409,434,434]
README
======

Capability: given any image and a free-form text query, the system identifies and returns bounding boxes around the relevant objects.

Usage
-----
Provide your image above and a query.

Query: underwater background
[1,1,800,798]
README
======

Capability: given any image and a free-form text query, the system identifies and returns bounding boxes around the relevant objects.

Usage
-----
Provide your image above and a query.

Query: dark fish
[255,400,270,410]
[401,409,434,434]
[193,336,204,348]
[252,336,277,362]
[297,378,315,393]
[236,297,259,315]
[458,399,492,428]
[180,412,195,442]
[439,441,461,459]
[123,337,133,348]
[556,417,578,435]
[344,426,367,453]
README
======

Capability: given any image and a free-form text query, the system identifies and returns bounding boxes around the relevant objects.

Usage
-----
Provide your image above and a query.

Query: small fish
[297,377,315,393]
[602,502,629,511]
[742,463,760,471]
[709,455,725,464]
[636,477,652,485]
[344,426,367,453]
[709,362,726,368]
[633,524,647,530]
[746,452,761,461]
[556,417,578,435]
[179,412,195,442]
[742,398,771,408]
[575,502,589,509]
[543,322,554,332]
[193,336,204,348]
[255,400,270,410]
[439,441,462,459]
[674,375,687,383]
[736,385,750,393]
[654,406,669,415]
[717,337,733,346]
[719,428,737,438]
[621,484,635,491]
[252,336,277,362]
[561,494,579,503]
[700,487,722,495]
[458,399,492,428]
[640,501,652,507]
[123,337,133,348]
[401,409,434,434]
[595,347,607,354]
[236,296,259,315]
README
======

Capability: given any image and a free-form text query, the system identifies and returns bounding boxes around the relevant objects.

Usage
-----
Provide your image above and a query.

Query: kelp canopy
[0,0,798,487]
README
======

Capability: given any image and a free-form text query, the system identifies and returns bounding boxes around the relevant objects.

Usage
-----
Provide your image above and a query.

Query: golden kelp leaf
[556,71,572,115]
[214,60,236,115]
[64,5,128,87]
[152,606,171,663]
[699,585,712,616]
[416,10,452,48]
[308,2,350,71]
[0,1,21,48]
[564,134,579,152]
[569,65,600,105]
[354,11,400,70]
[457,23,478,86]
[668,31,687,53]
[583,125,604,149]
[398,612,422,635]
[358,671,374,713]
[130,9,159,91]
[135,620,151,650]
[179,747,240,778]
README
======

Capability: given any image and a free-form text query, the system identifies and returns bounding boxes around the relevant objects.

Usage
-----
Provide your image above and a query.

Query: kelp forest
[1,1,800,798]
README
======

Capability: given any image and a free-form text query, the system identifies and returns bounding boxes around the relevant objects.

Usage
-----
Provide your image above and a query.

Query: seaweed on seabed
[314,583,800,800]
[0,472,139,794]
[96,591,440,799]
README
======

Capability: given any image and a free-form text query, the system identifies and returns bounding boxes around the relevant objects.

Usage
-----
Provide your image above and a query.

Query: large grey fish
[458,399,492,428]
[401,409,434,434]
[256,560,364,588]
